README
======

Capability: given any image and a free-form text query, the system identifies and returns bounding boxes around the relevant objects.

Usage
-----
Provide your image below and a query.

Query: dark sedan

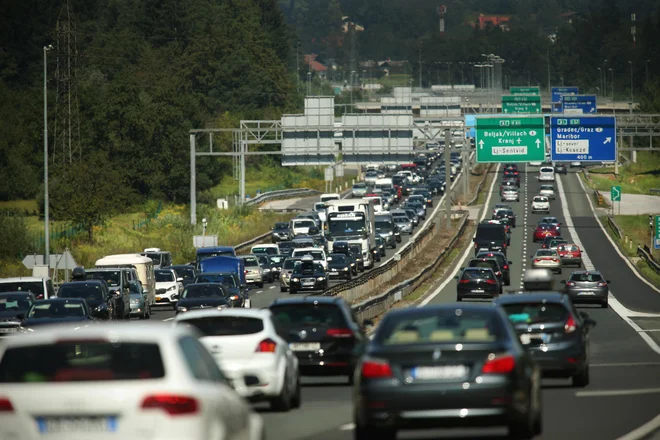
[554,163,568,174]
[476,251,512,286]
[56,280,114,320]
[494,209,517,228]
[326,253,353,280]
[465,258,504,293]
[269,254,287,279]
[175,283,233,314]
[455,267,500,300]
[0,292,35,336]
[272,222,293,243]
[20,298,95,331]
[353,304,542,440]
[289,259,327,294]
[495,292,596,387]
[561,270,611,308]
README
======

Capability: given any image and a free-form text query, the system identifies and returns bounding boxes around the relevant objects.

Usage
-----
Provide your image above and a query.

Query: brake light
[503,265,509,270]
[361,359,393,378]
[326,328,354,338]
[141,395,198,416]
[481,354,515,374]
[486,279,498,285]
[459,279,470,284]
[256,338,277,352]
[0,398,13,412]
[566,281,575,287]
[552,259,559,263]
[244,270,248,274]
[495,271,502,276]
[503,243,507,248]
[597,282,608,287]
[565,316,577,333]
[534,259,541,263]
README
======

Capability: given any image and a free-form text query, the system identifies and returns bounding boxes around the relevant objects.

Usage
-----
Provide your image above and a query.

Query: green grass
[0,200,38,213]
[585,151,660,195]
[636,260,660,287]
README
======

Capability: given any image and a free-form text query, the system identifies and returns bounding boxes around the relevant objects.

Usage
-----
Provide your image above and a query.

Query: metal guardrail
[245,188,321,206]
[638,245,660,275]
[607,216,623,239]
[351,213,470,322]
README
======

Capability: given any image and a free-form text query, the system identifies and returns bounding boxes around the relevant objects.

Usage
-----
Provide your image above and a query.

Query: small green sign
[654,215,660,250]
[511,86,540,95]
[475,116,545,163]
[502,95,542,114]
[611,185,622,202]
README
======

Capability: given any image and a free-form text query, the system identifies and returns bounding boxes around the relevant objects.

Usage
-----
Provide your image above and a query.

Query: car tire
[601,300,609,309]
[347,273,352,281]
[270,375,292,412]
[508,411,536,440]
[280,286,288,293]
[289,289,297,294]
[290,376,302,409]
[572,365,590,387]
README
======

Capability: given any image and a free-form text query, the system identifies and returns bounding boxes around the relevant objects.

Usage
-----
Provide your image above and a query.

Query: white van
[538,166,555,182]
[320,193,340,203]
[95,254,156,305]
[0,277,55,300]
[291,247,327,270]
[250,244,279,256]
[290,218,317,236]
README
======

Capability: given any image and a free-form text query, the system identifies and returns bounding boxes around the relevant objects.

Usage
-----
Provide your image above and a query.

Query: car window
[183,284,226,298]
[155,271,175,282]
[570,272,603,282]
[502,303,569,325]
[179,316,264,336]
[58,283,104,301]
[0,296,32,312]
[178,336,226,383]
[533,197,548,203]
[377,309,505,344]
[28,301,85,318]
[536,250,557,257]
[194,274,236,287]
[243,257,259,267]
[468,260,497,270]
[0,341,164,382]
[270,304,346,328]
[0,281,45,296]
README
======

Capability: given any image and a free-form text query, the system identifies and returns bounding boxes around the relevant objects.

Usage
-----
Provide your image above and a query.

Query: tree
[49,153,130,242]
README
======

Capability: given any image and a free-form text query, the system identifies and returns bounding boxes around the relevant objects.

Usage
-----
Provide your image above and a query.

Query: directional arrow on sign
[590,107,595,113]
[604,137,612,144]
[479,139,484,149]
[535,139,541,148]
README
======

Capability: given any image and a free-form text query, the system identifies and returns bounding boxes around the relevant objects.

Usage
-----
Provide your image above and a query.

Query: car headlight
[350,262,355,266]
[317,277,325,281]
[177,307,188,312]
[94,305,106,312]
[167,286,177,291]
[292,278,299,282]
[217,305,229,310]
[343,267,349,271]
[264,268,271,272]
[229,295,239,301]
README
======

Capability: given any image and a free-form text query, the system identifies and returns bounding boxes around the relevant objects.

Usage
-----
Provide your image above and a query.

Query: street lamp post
[609,68,614,116]
[646,59,650,84]
[459,62,465,84]
[628,60,634,109]
[598,68,602,97]
[43,45,53,269]
[307,71,312,95]
[446,62,452,86]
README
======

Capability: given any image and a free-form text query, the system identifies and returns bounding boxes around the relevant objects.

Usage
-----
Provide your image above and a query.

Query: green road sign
[502,95,542,114]
[475,116,545,163]
[610,186,621,202]
[511,86,540,95]
[654,215,660,250]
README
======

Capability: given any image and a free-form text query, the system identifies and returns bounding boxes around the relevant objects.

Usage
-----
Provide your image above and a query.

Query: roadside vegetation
[582,151,660,195]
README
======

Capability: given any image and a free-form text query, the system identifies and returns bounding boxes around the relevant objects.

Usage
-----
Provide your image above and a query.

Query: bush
[0,210,35,259]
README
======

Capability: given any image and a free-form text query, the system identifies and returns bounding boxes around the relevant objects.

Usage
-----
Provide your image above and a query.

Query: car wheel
[507,413,535,439]
[280,286,288,293]
[556,268,562,275]
[290,376,301,409]
[601,300,609,309]
[270,374,292,412]
[572,365,590,387]
[289,289,297,294]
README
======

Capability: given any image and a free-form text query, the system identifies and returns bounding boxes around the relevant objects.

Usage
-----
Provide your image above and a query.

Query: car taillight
[244,270,248,274]
[481,354,515,374]
[141,395,198,416]
[256,338,277,352]
[326,328,353,338]
[597,282,608,287]
[459,279,470,284]
[362,359,394,378]
[565,316,577,333]
[534,259,541,263]
[552,259,559,263]
[495,271,502,276]
[502,243,507,248]
[0,398,14,412]
[503,265,509,270]
[486,279,498,285]
[566,281,575,287]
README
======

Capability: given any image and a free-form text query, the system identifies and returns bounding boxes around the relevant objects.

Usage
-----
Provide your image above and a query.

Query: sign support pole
[190,134,196,225]
[444,129,452,228]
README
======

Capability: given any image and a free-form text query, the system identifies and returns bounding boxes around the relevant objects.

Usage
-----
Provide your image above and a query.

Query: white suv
[531,196,551,214]
[538,166,555,181]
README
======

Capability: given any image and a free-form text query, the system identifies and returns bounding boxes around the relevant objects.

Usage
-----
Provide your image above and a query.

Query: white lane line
[576,388,660,398]
[162,318,174,321]
[419,164,501,306]
[269,286,276,289]
[592,362,660,367]
[617,413,660,440]
[256,290,263,294]
[556,174,660,357]
[339,423,355,431]
[574,172,660,295]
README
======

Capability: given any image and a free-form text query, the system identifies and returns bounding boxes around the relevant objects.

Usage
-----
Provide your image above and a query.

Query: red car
[533,224,560,242]
[557,244,583,267]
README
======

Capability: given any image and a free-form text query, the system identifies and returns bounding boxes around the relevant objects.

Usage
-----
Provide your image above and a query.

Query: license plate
[578,291,596,296]
[0,328,18,333]
[36,417,116,434]
[520,334,548,345]
[411,365,468,380]
[471,289,485,293]
[302,282,315,287]
[289,343,320,351]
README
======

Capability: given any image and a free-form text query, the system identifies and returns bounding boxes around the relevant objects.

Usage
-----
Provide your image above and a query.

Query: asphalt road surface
[152,164,660,440]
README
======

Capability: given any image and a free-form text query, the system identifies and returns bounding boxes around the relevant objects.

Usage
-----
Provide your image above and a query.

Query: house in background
[304,54,328,79]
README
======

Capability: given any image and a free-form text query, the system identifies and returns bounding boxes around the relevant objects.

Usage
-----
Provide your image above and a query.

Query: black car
[191,272,247,307]
[270,296,368,383]
[277,241,296,257]
[175,283,233,314]
[353,304,542,440]
[349,245,366,272]
[473,223,507,256]
[455,267,500,300]
[0,292,35,336]
[465,258,504,293]
[164,265,197,287]
[288,259,327,294]
[272,222,293,243]
[326,253,353,280]
[332,242,359,275]
[494,292,596,387]
[374,236,386,258]
[20,298,95,330]
[476,251,512,286]
[56,280,115,320]
[494,209,517,228]
[269,254,287,279]
[554,163,568,174]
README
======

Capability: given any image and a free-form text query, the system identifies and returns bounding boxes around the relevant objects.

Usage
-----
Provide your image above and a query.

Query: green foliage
[0,211,35,259]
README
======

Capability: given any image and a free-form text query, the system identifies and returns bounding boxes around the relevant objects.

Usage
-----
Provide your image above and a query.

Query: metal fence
[245,188,322,207]
[638,245,660,275]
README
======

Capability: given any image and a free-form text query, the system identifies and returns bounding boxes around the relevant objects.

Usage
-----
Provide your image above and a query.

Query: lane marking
[269,286,276,289]
[617,413,660,440]
[592,362,660,368]
[557,174,660,356]
[576,388,660,398]
[339,423,355,431]
[419,163,501,306]
[162,318,174,321]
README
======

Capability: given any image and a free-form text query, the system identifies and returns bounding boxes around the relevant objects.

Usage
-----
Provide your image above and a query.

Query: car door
[270,317,298,391]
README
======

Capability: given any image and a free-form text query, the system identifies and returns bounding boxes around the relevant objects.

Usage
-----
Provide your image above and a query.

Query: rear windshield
[179,316,263,336]
[293,250,324,260]
[270,304,345,328]
[194,275,235,287]
[270,256,285,264]
[540,167,554,173]
[183,284,226,298]
[376,309,505,344]
[283,259,301,269]
[58,283,104,301]
[558,245,579,252]
[292,220,315,227]
[462,269,495,280]
[536,250,558,257]
[171,268,195,280]
[540,186,554,190]
[85,271,121,288]
[0,296,32,312]
[252,247,277,255]
[569,272,603,282]
[468,260,498,270]
[476,225,505,240]
[533,197,548,203]
[0,281,44,296]
[243,257,259,267]
[0,342,164,382]
[329,255,347,263]
[28,302,85,318]
[501,303,569,325]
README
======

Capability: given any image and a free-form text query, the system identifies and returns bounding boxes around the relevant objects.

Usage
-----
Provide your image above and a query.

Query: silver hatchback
[501,188,519,202]
[561,270,611,308]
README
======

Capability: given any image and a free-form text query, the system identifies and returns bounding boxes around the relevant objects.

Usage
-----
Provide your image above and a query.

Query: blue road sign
[561,95,597,114]
[465,115,476,138]
[551,86,579,103]
[550,116,617,162]
[551,102,564,113]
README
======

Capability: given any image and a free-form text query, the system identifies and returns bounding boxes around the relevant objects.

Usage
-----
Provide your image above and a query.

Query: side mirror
[508,261,513,265]
[454,275,460,280]
[177,277,183,282]
[606,280,612,284]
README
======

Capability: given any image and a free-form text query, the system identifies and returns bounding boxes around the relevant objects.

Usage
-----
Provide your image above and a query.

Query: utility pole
[190,134,196,224]
[444,129,452,229]
[44,45,53,268]
[296,41,300,92]
[418,44,422,88]
[463,127,469,202]
[547,45,551,92]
